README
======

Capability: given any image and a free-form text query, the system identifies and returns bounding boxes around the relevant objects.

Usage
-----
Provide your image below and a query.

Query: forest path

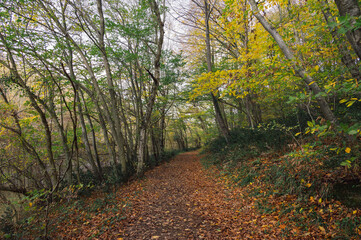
[52,151,278,239]
[121,151,228,239]
[118,151,270,239]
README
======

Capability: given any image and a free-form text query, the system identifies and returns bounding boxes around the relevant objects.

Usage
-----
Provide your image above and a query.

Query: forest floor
[49,151,325,239]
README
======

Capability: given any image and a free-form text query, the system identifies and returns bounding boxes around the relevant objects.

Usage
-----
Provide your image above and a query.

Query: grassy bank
[202,127,361,239]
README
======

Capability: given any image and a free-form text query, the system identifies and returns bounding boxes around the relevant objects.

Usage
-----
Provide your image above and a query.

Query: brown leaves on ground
[48,151,359,239]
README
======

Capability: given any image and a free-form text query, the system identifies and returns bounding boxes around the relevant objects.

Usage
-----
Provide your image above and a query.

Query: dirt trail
[51,151,278,239]
[118,151,268,239]
[121,152,223,239]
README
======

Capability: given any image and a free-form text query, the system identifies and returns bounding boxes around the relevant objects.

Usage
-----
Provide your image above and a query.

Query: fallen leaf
[279,224,287,230]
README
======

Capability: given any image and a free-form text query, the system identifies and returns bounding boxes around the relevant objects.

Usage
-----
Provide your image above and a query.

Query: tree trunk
[320,0,361,81]
[244,95,254,128]
[79,90,103,178]
[204,0,231,142]
[137,127,147,175]
[77,94,102,181]
[97,0,128,176]
[151,126,162,164]
[136,0,164,176]
[334,0,361,59]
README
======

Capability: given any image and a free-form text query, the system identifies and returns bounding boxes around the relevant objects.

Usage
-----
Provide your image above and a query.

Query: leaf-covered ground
[48,151,360,239]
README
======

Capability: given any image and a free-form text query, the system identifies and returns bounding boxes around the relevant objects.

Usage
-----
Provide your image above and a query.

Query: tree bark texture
[320,0,361,81]
[335,0,361,59]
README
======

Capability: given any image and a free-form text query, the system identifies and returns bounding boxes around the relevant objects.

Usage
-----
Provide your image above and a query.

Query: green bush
[203,127,290,164]
[0,207,15,237]
[272,110,311,131]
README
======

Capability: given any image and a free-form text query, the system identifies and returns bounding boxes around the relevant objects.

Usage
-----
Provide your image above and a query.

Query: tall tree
[136,0,165,176]
[248,0,337,123]
[203,0,231,142]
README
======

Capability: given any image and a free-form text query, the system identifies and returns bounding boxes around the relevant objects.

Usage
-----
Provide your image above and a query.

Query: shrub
[0,207,15,238]
[203,127,290,164]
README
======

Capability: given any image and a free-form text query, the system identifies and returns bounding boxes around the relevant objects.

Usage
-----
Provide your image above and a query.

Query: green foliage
[204,132,361,238]
[269,110,312,132]
[304,119,361,169]
[0,207,15,237]
[88,198,108,213]
[204,127,290,157]
[328,14,361,35]
[336,216,361,238]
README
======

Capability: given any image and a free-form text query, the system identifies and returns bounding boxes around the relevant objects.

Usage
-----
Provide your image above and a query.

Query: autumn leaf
[319,226,326,234]
[279,224,287,230]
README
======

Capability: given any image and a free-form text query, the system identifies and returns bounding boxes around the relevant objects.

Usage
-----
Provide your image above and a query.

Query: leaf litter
[48,151,361,239]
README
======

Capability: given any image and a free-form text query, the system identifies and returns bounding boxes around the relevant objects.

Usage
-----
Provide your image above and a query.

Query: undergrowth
[202,126,361,239]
